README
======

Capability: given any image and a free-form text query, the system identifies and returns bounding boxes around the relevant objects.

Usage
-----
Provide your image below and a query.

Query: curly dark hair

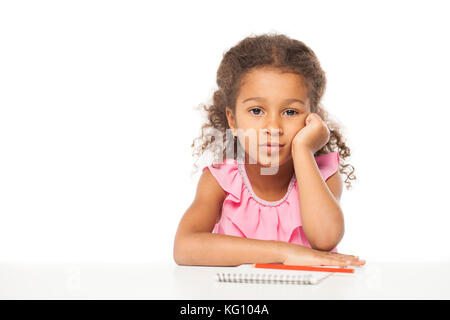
[191,32,356,189]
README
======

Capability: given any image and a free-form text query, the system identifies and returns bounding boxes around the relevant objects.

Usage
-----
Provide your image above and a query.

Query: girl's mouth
[259,144,284,153]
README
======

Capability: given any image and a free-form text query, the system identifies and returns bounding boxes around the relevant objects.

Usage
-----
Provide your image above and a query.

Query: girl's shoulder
[314,151,341,181]
[202,158,242,203]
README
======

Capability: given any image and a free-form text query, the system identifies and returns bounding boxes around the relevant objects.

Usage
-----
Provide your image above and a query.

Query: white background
[1,0,449,264]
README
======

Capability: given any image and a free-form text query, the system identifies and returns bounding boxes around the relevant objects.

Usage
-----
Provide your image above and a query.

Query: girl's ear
[225,107,236,132]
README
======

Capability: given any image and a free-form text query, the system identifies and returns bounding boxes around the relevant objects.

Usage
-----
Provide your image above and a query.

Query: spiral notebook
[215,264,337,285]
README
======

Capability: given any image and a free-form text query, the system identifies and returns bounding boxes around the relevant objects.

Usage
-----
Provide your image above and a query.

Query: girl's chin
[257,153,283,167]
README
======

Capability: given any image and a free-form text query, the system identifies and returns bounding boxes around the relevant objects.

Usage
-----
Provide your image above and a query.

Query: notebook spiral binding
[216,272,315,285]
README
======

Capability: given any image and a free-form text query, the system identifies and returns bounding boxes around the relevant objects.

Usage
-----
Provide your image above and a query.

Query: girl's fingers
[324,254,365,266]
[329,253,365,264]
[326,258,350,267]
[312,250,366,267]
[329,253,358,259]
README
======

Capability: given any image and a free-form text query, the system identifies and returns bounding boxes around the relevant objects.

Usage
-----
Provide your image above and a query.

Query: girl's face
[226,67,310,168]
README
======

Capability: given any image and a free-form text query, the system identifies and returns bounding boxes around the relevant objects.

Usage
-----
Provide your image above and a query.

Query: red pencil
[253,263,354,274]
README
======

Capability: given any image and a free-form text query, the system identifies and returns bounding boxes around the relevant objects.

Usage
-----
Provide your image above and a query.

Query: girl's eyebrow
[242,97,305,106]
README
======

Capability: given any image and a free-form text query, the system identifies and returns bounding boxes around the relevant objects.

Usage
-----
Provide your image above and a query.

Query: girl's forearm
[173,231,292,266]
[292,145,344,251]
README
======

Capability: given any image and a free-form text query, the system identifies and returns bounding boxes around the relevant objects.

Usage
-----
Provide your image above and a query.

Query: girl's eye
[284,109,299,116]
[249,108,299,116]
[249,108,263,115]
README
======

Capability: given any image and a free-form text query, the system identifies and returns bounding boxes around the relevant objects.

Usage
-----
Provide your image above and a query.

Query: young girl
[174,33,365,267]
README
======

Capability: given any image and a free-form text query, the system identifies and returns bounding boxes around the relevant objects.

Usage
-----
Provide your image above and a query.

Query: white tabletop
[1,260,449,299]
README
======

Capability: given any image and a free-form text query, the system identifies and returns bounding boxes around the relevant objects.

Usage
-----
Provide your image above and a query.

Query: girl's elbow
[310,232,343,252]
[311,242,338,252]
[173,254,188,266]
[173,245,191,266]
[173,236,190,266]
[173,246,184,265]
[173,233,199,266]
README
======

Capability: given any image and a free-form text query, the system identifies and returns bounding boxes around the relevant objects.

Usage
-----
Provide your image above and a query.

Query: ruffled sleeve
[315,151,340,181]
[202,159,243,203]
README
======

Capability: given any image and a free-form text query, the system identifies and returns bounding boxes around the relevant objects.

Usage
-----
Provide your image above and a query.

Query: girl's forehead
[238,68,308,100]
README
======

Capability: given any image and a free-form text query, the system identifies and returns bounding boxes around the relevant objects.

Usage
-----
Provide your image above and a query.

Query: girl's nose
[263,115,283,136]
[262,128,282,137]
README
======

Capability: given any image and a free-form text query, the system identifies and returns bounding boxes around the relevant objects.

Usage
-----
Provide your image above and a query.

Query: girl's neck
[243,156,295,200]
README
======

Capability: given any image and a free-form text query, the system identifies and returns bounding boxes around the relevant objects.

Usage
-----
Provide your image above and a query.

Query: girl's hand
[291,112,330,154]
[282,243,366,267]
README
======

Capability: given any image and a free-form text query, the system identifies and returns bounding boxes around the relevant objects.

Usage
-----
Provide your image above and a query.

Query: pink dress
[202,152,340,252]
